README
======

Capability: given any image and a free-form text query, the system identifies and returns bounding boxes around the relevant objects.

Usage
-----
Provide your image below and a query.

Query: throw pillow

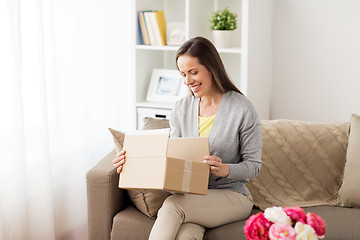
[338,114,360,207]
[127,189,170,219]
[247,119,349,210]
[142,117,170,130]
[108,117,171,219]
[108,128,125,153]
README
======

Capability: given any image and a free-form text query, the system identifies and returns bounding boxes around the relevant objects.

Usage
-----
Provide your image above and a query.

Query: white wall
[248,0,273,120]
[271,0,360,122]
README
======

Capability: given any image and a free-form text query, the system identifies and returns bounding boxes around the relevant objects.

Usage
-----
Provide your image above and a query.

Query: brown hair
[175,36,242,95]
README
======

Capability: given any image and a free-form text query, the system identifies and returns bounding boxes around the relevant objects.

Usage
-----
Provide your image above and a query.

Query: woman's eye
[191,72,198,75]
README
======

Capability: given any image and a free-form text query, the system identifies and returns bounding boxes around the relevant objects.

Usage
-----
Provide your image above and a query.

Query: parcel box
[119,128,210,195]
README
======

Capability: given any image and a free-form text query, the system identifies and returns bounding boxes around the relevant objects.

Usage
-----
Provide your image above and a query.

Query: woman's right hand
[113,150,126,174]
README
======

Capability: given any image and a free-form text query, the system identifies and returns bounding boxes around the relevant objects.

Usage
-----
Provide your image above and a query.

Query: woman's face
[177,55,216,98]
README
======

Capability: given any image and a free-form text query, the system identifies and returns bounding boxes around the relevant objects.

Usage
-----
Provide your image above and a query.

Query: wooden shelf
[135,45,180,51]
[136,101,175,109]
[136,44,242,53]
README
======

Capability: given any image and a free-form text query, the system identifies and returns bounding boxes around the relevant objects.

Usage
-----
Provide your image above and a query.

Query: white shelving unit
[130,0,272,129]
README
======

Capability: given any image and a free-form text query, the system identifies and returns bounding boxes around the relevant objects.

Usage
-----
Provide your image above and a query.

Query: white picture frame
[166,22,186,46]
[146,69,189,103]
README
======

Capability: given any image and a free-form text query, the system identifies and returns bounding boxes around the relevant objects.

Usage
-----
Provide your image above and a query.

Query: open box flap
[123,128,170,158]
[167,137,209,162]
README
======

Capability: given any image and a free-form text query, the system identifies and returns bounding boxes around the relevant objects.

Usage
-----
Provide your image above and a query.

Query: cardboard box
[119,128,210,195]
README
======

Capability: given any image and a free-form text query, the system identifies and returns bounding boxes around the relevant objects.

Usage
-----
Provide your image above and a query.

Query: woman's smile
[190,84,201,93]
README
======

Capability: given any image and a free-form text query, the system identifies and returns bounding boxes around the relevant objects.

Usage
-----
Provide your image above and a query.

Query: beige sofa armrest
[86,149,129,240]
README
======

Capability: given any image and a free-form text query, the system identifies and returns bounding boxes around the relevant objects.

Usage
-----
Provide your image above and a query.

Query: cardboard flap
[167,137,209,162]
[119,157,167,189]
[123,128,170,158]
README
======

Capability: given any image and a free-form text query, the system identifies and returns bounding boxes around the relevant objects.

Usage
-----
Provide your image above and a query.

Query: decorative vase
[212,30,234,48]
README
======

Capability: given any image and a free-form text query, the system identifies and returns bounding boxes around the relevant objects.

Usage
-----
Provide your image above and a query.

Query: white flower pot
[212,30,234,48]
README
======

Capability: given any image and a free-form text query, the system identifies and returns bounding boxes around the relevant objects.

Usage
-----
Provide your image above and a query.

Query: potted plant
[209,7,238,48]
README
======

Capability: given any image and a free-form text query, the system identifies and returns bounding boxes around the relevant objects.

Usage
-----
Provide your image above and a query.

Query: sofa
[87,115,360,240]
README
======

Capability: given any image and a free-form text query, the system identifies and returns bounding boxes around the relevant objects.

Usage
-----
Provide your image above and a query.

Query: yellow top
[198,114,216,137]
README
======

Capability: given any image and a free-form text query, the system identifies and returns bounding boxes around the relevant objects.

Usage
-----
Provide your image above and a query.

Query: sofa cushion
[204,206,360,240]
[111,205,360,240]
[247,120,350,210]
[301,206,360,240]
[338,114,360,207]
[109,118,171,219]
[204,208,261,240]
[111,205,155,240]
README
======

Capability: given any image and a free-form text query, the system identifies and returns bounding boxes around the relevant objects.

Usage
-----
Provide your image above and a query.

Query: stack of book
[138,10,167,46]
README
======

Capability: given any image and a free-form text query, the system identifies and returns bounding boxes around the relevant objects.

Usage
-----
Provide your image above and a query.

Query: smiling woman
[145,36,263,240]
[0,0,131,239]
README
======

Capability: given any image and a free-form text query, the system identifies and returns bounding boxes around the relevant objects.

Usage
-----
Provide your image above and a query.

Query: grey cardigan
[169,90,262,195]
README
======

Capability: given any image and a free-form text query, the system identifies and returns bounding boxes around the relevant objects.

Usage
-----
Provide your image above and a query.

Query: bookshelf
[130,0,272,129]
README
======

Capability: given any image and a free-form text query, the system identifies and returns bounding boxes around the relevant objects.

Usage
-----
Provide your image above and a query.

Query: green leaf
[209,7,237,31]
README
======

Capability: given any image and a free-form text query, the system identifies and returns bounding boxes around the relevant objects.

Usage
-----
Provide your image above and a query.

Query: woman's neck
[199,91,223,117]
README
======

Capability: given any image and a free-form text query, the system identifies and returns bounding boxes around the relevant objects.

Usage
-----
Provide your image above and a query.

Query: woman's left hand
[203,156,229,178]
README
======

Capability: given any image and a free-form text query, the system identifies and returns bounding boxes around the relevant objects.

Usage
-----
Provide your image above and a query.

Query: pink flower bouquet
[244,206,326,240]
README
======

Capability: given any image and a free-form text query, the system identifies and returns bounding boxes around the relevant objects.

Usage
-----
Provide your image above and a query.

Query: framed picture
[146,69,189,103]
[166,22,186,46]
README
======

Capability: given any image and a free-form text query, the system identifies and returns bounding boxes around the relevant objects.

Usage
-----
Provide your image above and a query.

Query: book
[154,11,167,45]
[140,10,167,46]
[137,13,144,45]
[143,11,157,45]
[138,11,150,45]
[148,12,161,45]
[148,11,166,45]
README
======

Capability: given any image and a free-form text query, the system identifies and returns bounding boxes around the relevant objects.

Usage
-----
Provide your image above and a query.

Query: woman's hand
[113,150,126,174]
[203,156,229,178]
